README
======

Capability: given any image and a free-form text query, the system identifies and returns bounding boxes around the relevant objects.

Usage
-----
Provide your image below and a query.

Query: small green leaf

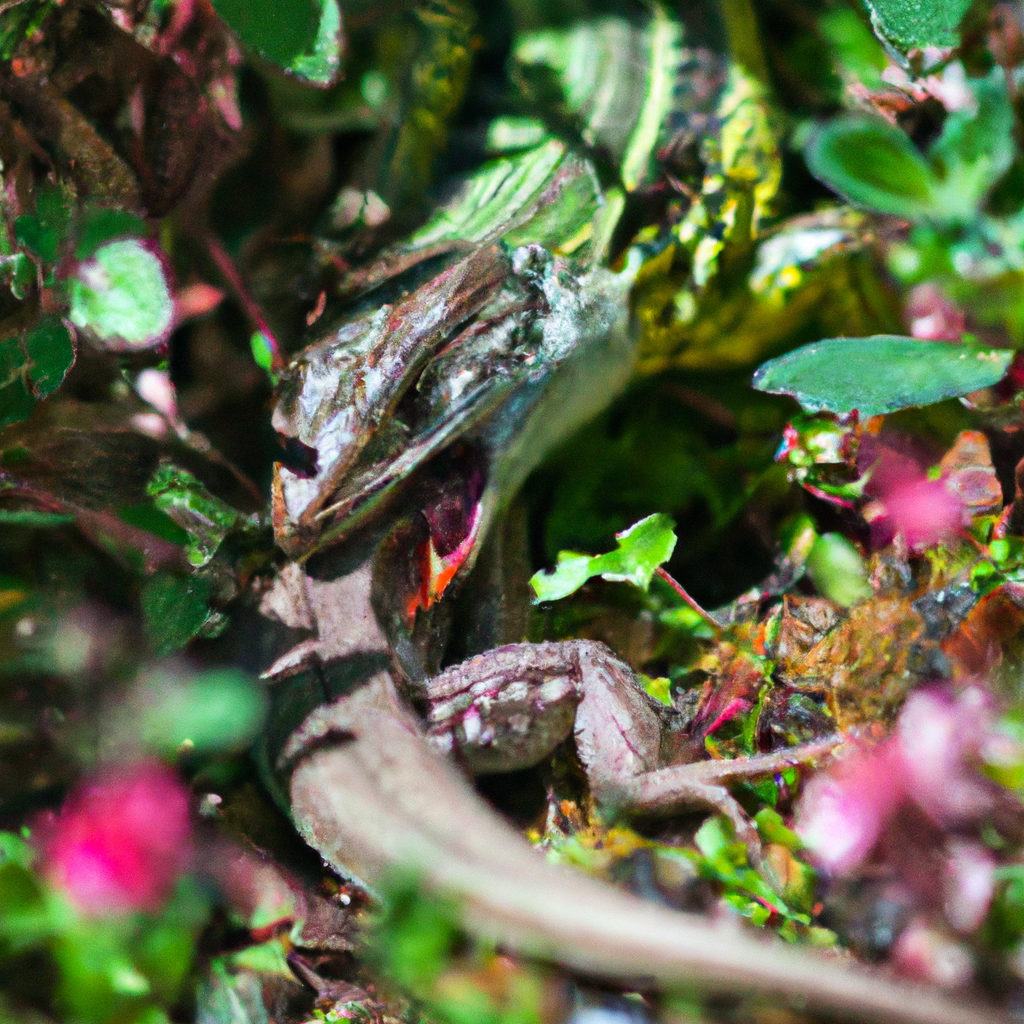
[142,572,213,656]
[69,239,173,350]
[752,336,1012,416]
[530,513,677,602]
[0,377,36,430]
[13,183,75,265]
[755,808,805,852]
[212,0,342,85]
[928,68,1015,220]
[805,115,937,218]
[859,0,973,54]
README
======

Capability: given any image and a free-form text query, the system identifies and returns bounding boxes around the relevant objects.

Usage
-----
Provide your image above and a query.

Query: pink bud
[39,762,191,915]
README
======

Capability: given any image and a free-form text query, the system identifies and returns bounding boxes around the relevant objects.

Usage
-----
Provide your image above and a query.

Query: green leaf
[74,207,149,260]
[211,0,342,86]
[142,572,213,656]
[512,10,687,192]
[23,316,74,397]
[530,513,677,602]
[752,336,1012,416]
[805,115,938,218]
[0,315,74,427]
[146,464,242,567]
[14,184,75,266]
[928,68,1015,219]
[0,377,36,430]
[806,533,872,607]
[132,668,267,754]
[69,239,174,350]
[859,0,973,54]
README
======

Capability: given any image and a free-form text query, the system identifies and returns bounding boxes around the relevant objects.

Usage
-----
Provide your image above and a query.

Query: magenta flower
[39,761,192,915]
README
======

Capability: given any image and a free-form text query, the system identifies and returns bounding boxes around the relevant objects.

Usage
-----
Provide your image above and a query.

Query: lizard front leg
[424,640,841,857]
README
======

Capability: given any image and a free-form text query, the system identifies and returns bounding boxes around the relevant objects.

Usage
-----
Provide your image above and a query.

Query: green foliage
[146,464,245,567]
[752,336,1012,416]
[807,70,1014,226]
[69,240,174,351]
[368,875,544,1024]
[0,317,75,428]
[511,10,685,192]
[680,817,812,932]
[530,513,677,602]
[129,667,267,754]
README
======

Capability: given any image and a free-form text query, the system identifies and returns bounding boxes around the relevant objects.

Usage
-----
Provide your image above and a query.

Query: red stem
[655,566,722,634]
[205,233,284,372]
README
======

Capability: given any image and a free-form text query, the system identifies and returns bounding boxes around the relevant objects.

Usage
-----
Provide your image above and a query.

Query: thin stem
[655,566,723,634]
[205,232,284,372]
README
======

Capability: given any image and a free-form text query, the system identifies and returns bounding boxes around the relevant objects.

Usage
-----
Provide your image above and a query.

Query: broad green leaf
[132,668,267,753]
[805,115,937,218]
[530,513,677,602]
[212,0,342,86]
[142,572,213,656]
[859,0,973,54]
[752,336,1012,416]
[69,239,173,351]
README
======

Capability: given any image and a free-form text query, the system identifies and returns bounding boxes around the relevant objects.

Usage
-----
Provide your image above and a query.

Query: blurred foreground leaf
[69,240,173,352]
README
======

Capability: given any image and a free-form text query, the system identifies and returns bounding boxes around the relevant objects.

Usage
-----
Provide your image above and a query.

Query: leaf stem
[655,566,723,634]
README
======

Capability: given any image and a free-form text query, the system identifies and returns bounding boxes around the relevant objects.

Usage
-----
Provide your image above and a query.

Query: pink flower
[876,477,965,550]
[859,438,967,550]
[798,689,996,876]
[796,738,905,874]
[39,762,192,915]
